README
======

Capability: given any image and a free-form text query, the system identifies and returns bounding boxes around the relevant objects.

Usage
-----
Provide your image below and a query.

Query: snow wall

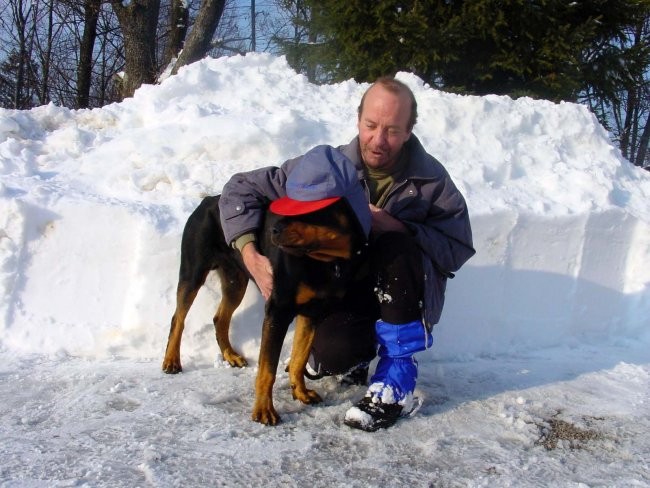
[1,54,649,362]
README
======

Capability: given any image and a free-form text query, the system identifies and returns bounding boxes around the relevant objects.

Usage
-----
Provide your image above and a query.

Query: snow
[1,53,649,486]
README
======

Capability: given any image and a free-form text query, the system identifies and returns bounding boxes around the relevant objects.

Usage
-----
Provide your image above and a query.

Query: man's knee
[371,232,420,266]
[371,232,424,323]
[310,312,376,375]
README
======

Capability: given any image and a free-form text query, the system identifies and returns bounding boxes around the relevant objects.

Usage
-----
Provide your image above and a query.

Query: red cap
[269,195,341,216]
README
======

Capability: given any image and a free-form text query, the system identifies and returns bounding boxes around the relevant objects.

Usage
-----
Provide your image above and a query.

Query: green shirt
[364,148,410,207]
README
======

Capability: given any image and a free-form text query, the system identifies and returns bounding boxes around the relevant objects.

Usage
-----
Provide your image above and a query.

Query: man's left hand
[369,204,408,234]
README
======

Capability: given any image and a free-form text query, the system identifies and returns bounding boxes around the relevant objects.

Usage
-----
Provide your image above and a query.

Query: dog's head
[270,199,366,262]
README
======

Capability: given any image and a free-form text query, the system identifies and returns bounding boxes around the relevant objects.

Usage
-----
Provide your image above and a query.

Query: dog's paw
[252,406,281,425]
[162,359,182,374]
[222,350,248,368]
[291,386,322,405]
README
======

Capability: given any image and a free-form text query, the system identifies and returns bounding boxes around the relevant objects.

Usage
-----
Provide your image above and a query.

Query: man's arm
[219,155,304,299]
[406,186,475,274]
[219,165,289,245]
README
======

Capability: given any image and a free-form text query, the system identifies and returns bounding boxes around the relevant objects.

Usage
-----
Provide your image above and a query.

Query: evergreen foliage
[298,0,648,102]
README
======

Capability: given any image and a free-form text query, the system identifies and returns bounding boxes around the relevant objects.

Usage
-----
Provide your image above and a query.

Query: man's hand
[241,242,273,300]
[369,204,408,234]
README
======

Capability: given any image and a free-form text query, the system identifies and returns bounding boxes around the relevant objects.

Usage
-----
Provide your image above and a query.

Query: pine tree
[298,0,648,102]
[302,0,449,83]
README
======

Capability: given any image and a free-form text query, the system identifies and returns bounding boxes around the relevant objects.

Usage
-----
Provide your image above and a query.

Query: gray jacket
[219,135,475,329]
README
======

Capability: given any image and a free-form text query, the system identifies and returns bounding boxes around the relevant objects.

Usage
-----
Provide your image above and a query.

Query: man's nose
[375,129,388,145]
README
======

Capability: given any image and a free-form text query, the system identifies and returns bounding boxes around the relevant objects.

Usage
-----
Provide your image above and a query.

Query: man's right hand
[241,242,273,300]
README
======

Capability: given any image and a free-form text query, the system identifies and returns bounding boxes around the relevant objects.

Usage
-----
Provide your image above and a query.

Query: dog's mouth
[276,242,316,256]
[272,221,353,262]
[276,242,351,262]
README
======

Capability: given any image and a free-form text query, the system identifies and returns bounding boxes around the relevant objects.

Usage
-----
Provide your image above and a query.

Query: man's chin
[364,153,389,168]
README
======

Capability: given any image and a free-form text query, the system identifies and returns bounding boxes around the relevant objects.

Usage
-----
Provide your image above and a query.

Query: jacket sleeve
[218,157,300,244]
[405,175,475,276]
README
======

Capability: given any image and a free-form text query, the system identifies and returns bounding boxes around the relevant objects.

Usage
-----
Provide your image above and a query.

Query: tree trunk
[77,0,101,108]
[171,0,226,75]
[635,113,650,168]
[12,0,31,109]
[250,0,256,52]
[619,88,637,160]
[111,0,161,99]
[38,0,54,105]
[162,0,189,69]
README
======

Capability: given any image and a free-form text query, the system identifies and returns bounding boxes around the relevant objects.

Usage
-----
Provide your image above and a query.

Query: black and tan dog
[162,195,368,425]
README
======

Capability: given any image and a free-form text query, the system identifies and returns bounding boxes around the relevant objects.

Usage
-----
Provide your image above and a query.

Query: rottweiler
[162,195,369,425]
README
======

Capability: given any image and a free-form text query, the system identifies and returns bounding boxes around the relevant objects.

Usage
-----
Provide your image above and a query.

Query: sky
[0,53,649,487]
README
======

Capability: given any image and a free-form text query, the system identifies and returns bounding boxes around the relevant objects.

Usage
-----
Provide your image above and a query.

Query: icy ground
[2,343,648,487]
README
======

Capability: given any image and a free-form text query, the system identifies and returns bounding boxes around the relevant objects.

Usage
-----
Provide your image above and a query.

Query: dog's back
[179,196,241,280]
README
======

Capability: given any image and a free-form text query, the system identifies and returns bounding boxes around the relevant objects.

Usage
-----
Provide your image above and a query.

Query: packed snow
[1,53,649,487]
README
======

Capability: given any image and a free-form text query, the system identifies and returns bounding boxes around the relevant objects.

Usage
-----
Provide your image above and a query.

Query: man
[219,76,475,431]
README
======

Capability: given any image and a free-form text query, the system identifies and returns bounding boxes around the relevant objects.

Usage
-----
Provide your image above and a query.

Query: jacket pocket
[219,196,247,221]
[423,258,447,330]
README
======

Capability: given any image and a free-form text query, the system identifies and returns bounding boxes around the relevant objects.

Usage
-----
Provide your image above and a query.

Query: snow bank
[1,53,649,362]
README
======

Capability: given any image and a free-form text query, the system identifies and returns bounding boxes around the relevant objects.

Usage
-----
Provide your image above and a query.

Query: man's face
[357,85,412,170]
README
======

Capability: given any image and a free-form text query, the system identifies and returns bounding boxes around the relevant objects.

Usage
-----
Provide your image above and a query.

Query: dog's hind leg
[163,276,206,374]
[214,262,249,367]
[288,315,323,405]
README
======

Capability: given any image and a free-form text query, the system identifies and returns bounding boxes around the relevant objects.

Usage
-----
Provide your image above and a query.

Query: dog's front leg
[252,312,290,425]
[288,315,322,405]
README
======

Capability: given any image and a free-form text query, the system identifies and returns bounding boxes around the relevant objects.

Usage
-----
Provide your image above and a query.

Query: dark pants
[309,232,424,375]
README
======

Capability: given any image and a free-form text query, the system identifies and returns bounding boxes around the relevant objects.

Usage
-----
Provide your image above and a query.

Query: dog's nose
[272,221,286,236]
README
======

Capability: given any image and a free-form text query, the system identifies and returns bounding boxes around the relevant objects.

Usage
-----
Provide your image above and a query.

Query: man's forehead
[363,85,409,108]
[360,90,410,124]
